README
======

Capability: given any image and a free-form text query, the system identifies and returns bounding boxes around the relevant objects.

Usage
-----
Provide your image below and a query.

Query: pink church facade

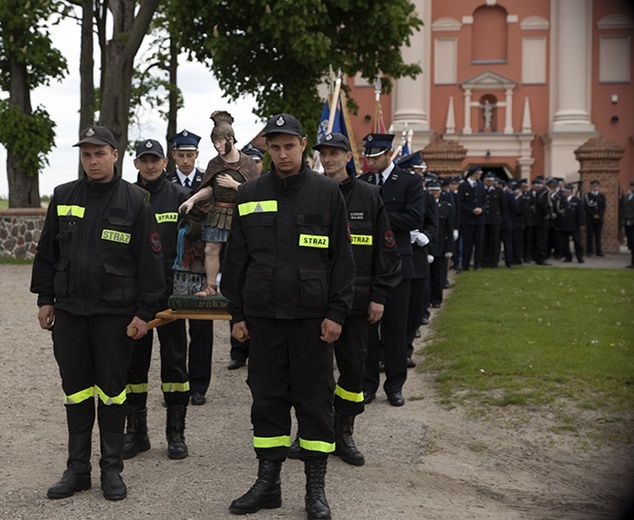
[345,0,634,190]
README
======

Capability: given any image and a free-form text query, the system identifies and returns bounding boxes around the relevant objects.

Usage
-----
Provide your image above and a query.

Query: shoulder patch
[150,231,162,253]
[383,230,396,249]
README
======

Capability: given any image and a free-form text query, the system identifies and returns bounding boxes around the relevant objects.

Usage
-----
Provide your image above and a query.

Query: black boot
[229,460,282,514]
[166,404,188,459]
[333,412,365,466]
[100,431,127,500]
[305,459,331,520]
[47,433,92,499]
[122,406,150,459]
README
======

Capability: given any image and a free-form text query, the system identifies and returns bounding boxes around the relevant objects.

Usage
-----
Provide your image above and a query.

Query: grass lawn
[421,267,634,420]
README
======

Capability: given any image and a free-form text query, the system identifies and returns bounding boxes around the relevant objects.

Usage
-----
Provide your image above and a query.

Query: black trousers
[460,223,484,270]
[52,309,134,435]
[482,223,501,267]
[365,278,411,395]
[127,317,189,407]
[187,320,214,395]
[334,315,368,417]
[512,228,525,264]
[560,229,584,262]
[430,256,447,306]
[586,221,603,255]
[247,317,334,462]
[523,225,534,262]
[534,225,549,263]
[406,276,426,359]
[625,224,634,263]
[500,227,513,267]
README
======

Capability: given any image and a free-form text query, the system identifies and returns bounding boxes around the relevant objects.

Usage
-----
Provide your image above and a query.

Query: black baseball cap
[135,139,165,159]
[263,114,305,138]
[312,132,351,152]
[74,126,116,148]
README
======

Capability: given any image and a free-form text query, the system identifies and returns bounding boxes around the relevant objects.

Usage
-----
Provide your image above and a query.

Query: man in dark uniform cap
[31,126,165,501]
[556,184,585,263]
[531,177,553,265]
[457,166,487,271]
[482,172,505,267]
[584,179,606,257]
[310,132,401,466]
[166,130,214,406]
[125,139,191,460]
[221,114,355,519]
[358,132,426,407]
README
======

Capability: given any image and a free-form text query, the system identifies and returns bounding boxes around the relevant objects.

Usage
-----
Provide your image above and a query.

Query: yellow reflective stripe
[126,383,149,394]
[95,385,127,406]
[57,205,86,218]
[238,200,278,216]
[155,212,179,224]
[253,435,291,449]
[101,229,131,244]
[299,234,329,248]
[335,384,364,403]
[64,387,94,405]
[299,438,335,454]
[350,234,373,246]
[162,381,190,393]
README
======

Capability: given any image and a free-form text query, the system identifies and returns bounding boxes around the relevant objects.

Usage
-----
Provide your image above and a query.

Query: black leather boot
[122,406,150,459]
[333,412,365,466]
[47,432,92,499]
[229,460,282,514]
[166,404,188,459]
[99,431,127,500]
[305,459,331,520]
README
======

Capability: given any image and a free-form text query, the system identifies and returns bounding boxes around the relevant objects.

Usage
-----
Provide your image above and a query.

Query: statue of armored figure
[179,111,260,297]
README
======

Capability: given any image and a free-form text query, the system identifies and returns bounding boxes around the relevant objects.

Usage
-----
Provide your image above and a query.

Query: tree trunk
[7,61,40,208]
[78,0,95,178]
[166,35,179,173]
[97,0,160,173]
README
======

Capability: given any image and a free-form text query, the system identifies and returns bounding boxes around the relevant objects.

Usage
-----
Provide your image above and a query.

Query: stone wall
[0,208,46,260]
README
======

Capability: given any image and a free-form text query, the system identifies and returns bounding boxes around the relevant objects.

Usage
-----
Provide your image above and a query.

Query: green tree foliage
[171,0,423,138]
[0,0,68,207]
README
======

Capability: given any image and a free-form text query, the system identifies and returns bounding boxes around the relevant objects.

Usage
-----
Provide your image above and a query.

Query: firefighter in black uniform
[531,178,553,265]
[457,166,487,271]
[166,130,214,406]
[221,115,355,520]
[30,126,164,501]
[359,133,425,407]
[313,132,401,466]
[123,139,191,461]
[583,179,606,257]
[556,184,585,263]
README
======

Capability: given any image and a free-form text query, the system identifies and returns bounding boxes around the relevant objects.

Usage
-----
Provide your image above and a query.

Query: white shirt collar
[380,161,395,183]
[176,168,195,185]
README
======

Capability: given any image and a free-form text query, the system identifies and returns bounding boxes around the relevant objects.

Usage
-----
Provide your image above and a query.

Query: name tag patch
[299,234,329,248]
[351,234,373,246]
[156,212,178,224]
[101,229,131,244]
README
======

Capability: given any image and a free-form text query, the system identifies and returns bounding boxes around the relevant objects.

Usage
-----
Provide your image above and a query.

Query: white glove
[445,252,453,258]
[410,230,419,244]
[453,229,459,241]
[427,255,434,264]
[416,233,430,247]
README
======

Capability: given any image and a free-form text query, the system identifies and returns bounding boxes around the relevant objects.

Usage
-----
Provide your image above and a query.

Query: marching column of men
[32,118,627,518]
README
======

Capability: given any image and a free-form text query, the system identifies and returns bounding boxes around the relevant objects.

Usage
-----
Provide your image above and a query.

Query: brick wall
[0,208,46,260]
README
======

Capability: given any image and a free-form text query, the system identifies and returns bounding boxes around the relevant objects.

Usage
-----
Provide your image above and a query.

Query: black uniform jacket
[30,169,165,322]
[339,167,401,315]
[428,198,455,257]
[220,162,355,325]
[167,167,205,191]
[484,186,506,226]
[532,189,552,227]
[557,195,585,231]
[359,165,425,279]
[136,172,190,296]
[458,179,487,226]
[583,191,606,223]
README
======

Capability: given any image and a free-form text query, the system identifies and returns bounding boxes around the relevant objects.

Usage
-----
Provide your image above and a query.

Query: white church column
[552,0,594,130]
[392,0,430,135]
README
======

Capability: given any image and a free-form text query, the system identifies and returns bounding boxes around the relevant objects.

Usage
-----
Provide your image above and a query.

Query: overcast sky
[0,15,261,198]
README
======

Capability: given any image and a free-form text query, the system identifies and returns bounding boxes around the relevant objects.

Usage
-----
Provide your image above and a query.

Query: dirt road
[1,262,632,520]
